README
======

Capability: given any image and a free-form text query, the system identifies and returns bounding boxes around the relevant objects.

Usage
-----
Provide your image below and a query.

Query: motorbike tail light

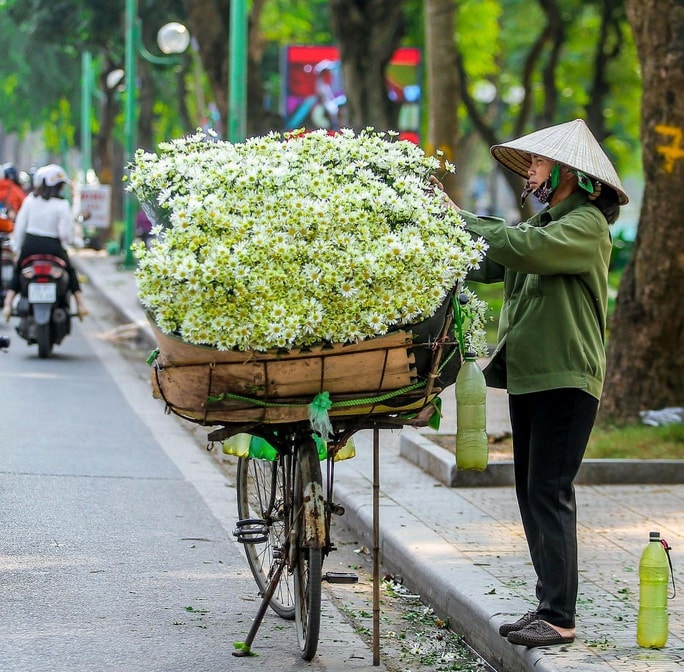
[33,263,54,276]
[24,262,63,279]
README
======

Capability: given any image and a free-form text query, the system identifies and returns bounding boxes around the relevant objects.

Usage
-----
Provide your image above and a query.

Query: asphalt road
[0,290,387,672]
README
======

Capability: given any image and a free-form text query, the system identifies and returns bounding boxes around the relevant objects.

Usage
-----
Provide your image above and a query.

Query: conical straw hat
[490,119,629,205]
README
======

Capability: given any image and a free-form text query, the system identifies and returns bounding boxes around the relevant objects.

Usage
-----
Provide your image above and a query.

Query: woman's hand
[429,175,460,211]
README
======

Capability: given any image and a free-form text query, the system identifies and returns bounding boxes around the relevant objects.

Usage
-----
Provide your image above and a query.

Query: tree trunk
[182,0,229,135]
[329,0,405,131]
[94,54,122,225]
[182,0,273,138]
[424,0,461,202]
[245,0,281,134]
[600,0,684,423]
[137,58,155,152]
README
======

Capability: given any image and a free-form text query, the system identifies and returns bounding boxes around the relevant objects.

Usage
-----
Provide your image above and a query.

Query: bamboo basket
[147,292,460,427]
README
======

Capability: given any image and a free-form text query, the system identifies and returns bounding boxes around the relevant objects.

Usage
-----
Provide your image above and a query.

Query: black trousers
[11,233,80,294]
[508,388,599,629]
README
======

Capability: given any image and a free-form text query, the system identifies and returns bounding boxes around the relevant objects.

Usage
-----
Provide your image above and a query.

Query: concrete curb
[399,428,684,487]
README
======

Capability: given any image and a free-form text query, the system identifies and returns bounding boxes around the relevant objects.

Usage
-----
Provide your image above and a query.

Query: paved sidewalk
[74,249,684,672]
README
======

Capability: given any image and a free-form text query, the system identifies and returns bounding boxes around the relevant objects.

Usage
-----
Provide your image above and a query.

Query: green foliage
[401,0,425,46]
[454,0,640,182]
[152,99,186,146]
[44,98,75,155]
[587,423,684,459]
[0,11,80,141]
[261,0,331,44]
[465,280,503,345]
[456,0,504,80]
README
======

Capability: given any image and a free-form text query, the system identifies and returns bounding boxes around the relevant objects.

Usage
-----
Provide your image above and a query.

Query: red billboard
[281,45,422,144]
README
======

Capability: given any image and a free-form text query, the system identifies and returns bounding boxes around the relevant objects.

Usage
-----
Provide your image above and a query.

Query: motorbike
[0,233,14,307]
[13,254,73,358]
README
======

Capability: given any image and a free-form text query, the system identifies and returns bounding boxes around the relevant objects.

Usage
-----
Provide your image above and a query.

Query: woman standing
[3,164,88,320]
[445,119,628,648]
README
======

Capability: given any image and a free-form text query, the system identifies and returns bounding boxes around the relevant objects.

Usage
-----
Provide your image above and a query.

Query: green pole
[228,0,247,143]
[80,51,93,180]
[122,0,138,269]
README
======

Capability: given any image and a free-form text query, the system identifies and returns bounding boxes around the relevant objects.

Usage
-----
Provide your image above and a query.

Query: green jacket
[459,191,611,400]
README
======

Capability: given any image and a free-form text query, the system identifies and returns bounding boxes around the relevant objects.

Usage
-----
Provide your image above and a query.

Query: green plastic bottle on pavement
[637,531,670,648]
[455,352,488,471]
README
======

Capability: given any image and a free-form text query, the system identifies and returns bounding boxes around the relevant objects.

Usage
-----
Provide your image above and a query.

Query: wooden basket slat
[151,318,414,366]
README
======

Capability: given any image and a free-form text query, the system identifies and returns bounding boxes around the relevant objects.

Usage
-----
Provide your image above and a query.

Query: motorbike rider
[0,163,27,230]
[3,164,88,321]
[2,163,25,190]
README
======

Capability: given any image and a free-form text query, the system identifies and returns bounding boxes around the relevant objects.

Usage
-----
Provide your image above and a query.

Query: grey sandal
[507,620,575,647]
[498,610,537,637]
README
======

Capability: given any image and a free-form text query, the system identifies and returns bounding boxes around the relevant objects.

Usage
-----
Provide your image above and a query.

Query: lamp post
[228,0,248,143]
[80,51,93,180]
[122,0,190,269]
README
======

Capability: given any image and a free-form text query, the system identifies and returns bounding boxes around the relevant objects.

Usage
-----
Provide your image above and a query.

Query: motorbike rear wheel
[36,322,52,358]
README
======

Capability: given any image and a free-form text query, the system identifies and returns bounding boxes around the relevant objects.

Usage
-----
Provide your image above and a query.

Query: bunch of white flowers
[128,128,488,353]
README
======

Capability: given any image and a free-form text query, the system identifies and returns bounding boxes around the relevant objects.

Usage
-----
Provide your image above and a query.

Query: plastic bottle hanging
[455,352,488,471]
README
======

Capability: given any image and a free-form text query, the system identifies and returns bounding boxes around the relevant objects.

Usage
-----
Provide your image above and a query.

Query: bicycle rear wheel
[293,437,324,660]
[236,455,295,619]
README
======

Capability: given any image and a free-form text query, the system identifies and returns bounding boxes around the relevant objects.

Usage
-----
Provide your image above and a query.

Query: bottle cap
[649,531,661,541]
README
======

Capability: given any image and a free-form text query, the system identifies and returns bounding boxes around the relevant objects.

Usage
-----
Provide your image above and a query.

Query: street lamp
[122,0,189,269]
[80,51,93,181]
[228,0,248,143]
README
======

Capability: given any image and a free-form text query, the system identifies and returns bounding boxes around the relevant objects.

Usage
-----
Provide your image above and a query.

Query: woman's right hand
[429,175,460,211]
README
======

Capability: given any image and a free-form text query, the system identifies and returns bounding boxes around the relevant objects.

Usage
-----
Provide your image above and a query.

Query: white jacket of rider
[11,192,75,254]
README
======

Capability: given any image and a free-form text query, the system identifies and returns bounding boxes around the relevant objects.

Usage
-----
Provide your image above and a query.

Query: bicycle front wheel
[236,455,295,619]
[293,436,323,660]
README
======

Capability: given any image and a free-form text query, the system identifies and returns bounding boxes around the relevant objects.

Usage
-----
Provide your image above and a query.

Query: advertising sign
[73,185,111,230]
[281,45,421,144]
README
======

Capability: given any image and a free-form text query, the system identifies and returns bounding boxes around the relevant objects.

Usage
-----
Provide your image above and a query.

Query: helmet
[31,165,47,187]
[2,163,19,183]
[40,163,70,188]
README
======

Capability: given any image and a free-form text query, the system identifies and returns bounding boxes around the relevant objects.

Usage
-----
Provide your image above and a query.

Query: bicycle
[229,417,416,660]
[147,290,461,661]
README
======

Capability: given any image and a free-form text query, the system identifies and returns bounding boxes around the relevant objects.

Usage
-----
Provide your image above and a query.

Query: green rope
[208,378,427,409]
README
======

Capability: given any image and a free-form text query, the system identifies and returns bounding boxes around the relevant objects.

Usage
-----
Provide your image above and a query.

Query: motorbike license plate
[28,283,57,303]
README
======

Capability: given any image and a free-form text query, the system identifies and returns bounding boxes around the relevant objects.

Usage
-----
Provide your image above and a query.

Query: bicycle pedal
[233,518,269,544]
[323,571,359,584]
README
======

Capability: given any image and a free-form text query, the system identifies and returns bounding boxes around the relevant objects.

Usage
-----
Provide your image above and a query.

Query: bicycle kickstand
[232,552,289,657]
